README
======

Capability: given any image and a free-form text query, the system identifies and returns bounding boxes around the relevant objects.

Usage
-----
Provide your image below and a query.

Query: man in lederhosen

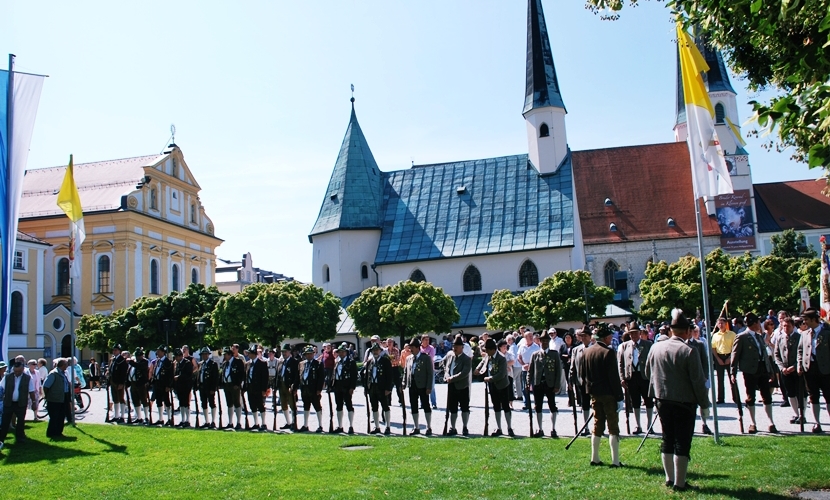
[332,342,358,434]
[127,348,149,425]
[245,345,269,431]
[731,312,778,433]
[617,322,654,434]
[173,348,194,428]
[197,346,219,429]
[404,337,434,435]
[442,336,472,436]
[484,338,515,437]
[220,346,245,430]
[582,323,623,466]
[150,345,174,426]
[569,327,593,435]
[773,317,804,427]
[266,348,279,413]
[298,345,325,432]
[108,344,129,423]
[364,342,393,435]
[277,343,299,430]
[798,308,830,433]
[528,331,563,438]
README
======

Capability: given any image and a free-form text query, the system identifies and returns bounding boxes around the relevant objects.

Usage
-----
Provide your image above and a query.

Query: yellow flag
[57,154,83,222]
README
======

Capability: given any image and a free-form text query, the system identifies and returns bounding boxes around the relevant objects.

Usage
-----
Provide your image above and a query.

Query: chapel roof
[523,0,566,114]
[753,179,830,233]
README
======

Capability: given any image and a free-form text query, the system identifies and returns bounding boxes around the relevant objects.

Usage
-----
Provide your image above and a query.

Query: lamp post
[162,319,172,351]
[196,321,206,337]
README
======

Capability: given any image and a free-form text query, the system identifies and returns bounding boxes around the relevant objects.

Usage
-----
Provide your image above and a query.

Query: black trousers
[334,388,354,412]
[131,383,149,407]
[714,357,731,403]
[532,383,558,413]
[46,396,68,437]
[387,368,403,407]
[200,389,216,409]
[175,386,193,407]
[805,363,830,406]
[656,399,696,458]
[301,388,322,412]
[152,383,171,407]
[627,371,654,408]
[488,383,511,413]
[408,385,432,415]
[573,382,591,410]
[0,400,28,441]
[446,384,470,413]
[223,384,241,408]
[742,367,773,406]
[369,386,390,412]
[248,388,265,412]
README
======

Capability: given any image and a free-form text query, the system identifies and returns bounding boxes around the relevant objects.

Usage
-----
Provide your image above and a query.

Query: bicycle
[36,386,92,419]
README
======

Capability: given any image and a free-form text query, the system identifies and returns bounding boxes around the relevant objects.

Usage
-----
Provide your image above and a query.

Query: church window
[715,103,725,124]
[519,260,539,287]
[10,291,23,334]
[98,255,111,294]
[14,250,25,270]
[603,260,619,289]
[539,123,550,138]
[361,265,369,280]
[150,260,160,294]
[463,265,482,292]
[172,264,180,292]
[410,269,426,283]
[191,268,199,284]
[150,188,158,210]
[323,265,330,283]
[171,158,178,178]
[190,203,197,223]
[57,258,70,295]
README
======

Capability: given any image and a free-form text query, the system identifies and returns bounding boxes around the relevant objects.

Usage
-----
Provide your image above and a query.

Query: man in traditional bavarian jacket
[442,336,472,436]
[731,312,778,434]
[127,348,149,425]
[484,338,515,437]
[108,344,129,423]
[404,337,435,435]
[332,342,358,434]
[245,345,269,431]
[528,331,563,438]
[617,322,654,434]
[364,342,393,434]
[173,348,194,428]
[197,346,219,429]
[277,343,299,430]
[151,345,174,426]
[220,346,245,430]
[298,345,325,432]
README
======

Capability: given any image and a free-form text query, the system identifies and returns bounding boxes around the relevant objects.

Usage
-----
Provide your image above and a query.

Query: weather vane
[170,124,176,144]
[350,84,355,104]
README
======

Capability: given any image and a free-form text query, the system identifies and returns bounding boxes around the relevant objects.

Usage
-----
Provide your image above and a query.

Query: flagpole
[69,269,76,426]
[3,55,14,363]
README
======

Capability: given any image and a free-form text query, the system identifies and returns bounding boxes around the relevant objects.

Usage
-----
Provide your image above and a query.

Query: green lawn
[1,422,828,499]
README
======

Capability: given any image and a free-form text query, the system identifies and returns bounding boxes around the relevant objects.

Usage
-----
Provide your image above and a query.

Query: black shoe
[298,426,309,433]
[590,461,603,466]
[209,423,216,429]
[789,416,799,424]
[780,401,790,407]
[610,462,625,468]
[702,424,713,435]
[280,423,293,430]
[813,424,823,434]
[412,428,421,435]
[260,425,267,431]
[665,481,674,488]
[250,426,259,433]
[462,427,469,436]
[334,427,344,433]
[716,400,725,405]
[425,428,432,436]
[235,424,242,430]
[672,482,698,492]
[490,429,502,437]
[447,428,458,436]
[551,430,558,438]
[632,427,643,435]
[370,427,381,434]
[747,424,757,434]
[348,427,354,434]
[582,429,590,436]
[384,428,391,436]
[533,430,544,438]
[508,429,515,437]
[315,427,324,433]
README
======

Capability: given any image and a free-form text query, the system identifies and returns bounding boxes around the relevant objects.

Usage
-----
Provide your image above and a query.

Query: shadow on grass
[1,436,97,465]
[694,486,792,499]
[74,426,128,455]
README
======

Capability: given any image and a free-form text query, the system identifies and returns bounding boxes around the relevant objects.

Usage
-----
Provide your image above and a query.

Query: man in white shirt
[0,360,37,449]
[518,331,540,411]
[508,333,523,400]
[549,328,566,352]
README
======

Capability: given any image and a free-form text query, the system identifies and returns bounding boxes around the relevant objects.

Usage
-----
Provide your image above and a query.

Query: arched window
[98,255,111,293]
[10,291,23,334]
[323,265,330,283]
[603,260,619,289]
[171,158,178,178]
[519,260,539,287]
[57,258,70,295]
[150,259,160,294]
[539,123,550,138]
[190,203,197,223]
[150,188,158,210]
[463,265,482,292]
[715,103,725,124]
[191,268,199,284]
[410,269,426,283]
[172,264,180,292]
[361,265,369,280]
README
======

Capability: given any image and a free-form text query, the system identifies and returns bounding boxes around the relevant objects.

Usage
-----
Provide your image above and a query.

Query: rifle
[636,415,658,453]
[217,386,224,429]
[194,385,200,429]
[364,387,371,434]
[799,375,806,433]
[273,386,278,432]
[528,392,534,436]
[484,381,490,437]
[328,389,334,433]
[442,408,450,436]
[148,397,153,426]
[398,385,407,436]
[125,383,133,424]
[292,389,298,431]
[572,392,578,436]
[105,377,112,423]
[729,375,744,434]
[624,387,631,435]
[168,389,175,426]
[566,412,594,450]
[241,388,251,430]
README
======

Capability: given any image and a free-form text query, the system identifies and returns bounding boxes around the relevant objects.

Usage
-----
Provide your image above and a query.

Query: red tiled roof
[572,142,721,244]
[753,179,830,231]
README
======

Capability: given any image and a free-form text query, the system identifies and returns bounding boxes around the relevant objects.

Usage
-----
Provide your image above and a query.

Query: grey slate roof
[676,36,736,126]
[523,0,566,114]
[375,154,574,264]
[309,104,383,239]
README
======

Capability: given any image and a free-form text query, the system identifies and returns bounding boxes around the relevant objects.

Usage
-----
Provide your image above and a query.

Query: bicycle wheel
[75,391,92,415]
[36,398,48,419]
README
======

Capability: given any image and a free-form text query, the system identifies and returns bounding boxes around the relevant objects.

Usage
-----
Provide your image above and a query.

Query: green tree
[348,280,459,346]
[211,281,341,348]
[484,289,533,331]
[770,229,816,259]
[586,0,830,188]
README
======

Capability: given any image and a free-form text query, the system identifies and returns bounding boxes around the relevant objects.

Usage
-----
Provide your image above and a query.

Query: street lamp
[162,319,172,350]
[196,321,206,336]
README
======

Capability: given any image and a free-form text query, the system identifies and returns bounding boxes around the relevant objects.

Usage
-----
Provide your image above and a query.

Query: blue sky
[2,0,816,283]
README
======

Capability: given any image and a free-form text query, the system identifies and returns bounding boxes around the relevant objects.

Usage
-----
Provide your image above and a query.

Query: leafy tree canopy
[770,229,817,259]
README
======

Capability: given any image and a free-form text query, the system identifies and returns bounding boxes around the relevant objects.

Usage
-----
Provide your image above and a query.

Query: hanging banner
[715,189,756,251]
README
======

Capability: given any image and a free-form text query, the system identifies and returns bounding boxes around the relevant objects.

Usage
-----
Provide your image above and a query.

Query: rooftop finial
[350,84,355,106]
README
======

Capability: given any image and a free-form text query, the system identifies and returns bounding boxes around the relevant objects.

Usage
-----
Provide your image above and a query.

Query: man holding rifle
[731,312,778,434]
[365,342,393,435]
[798,308,830,433]
[774,317,805,428]
[528,331,562,438]
[617,322,653,435]
[276,343,299,431]
[442,336,472,436]
[582,323,623,467]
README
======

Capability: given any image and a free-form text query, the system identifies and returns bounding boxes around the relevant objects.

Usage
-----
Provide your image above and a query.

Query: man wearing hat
[730,312,778,434]
[108,344,129,423]
[197,347,219,428]
[364,342,393,434]
[42,358,71,439]
[220,346,245,430]
[582,323,624,467]
[128,348,150,424]
[645,309,709,491]
[483,338,515,437]
[797,308,830,433]
[404,337,435,435]
[298,345,325,432]
[528,331,563,438]
[364,335,382,363]
[266,348,279,411]
[150,345,174,425]
[245,345,269,431]
[710,316,735,404]
[569,326,594,435]
[617,322,654,434]
[0,358,37,448]
[173,348,194,427]
[276,343,299,430]
[443,335,472,436]
[331,343,358,433]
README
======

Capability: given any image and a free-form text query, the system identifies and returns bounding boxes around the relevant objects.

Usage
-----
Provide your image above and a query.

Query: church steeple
[523,0,566,114]
[675,35,735,127]
[309,101,383,241]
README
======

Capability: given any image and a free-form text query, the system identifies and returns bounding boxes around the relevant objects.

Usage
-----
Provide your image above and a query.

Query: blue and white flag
[0,64,46,362]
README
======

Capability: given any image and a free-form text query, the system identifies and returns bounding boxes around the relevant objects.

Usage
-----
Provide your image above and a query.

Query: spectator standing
[0,359,37,450]
[26,360,42,421]
[42,358,71,439]
[517,331,540,410]
[0,362,6,426]
[421,335,438,409]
